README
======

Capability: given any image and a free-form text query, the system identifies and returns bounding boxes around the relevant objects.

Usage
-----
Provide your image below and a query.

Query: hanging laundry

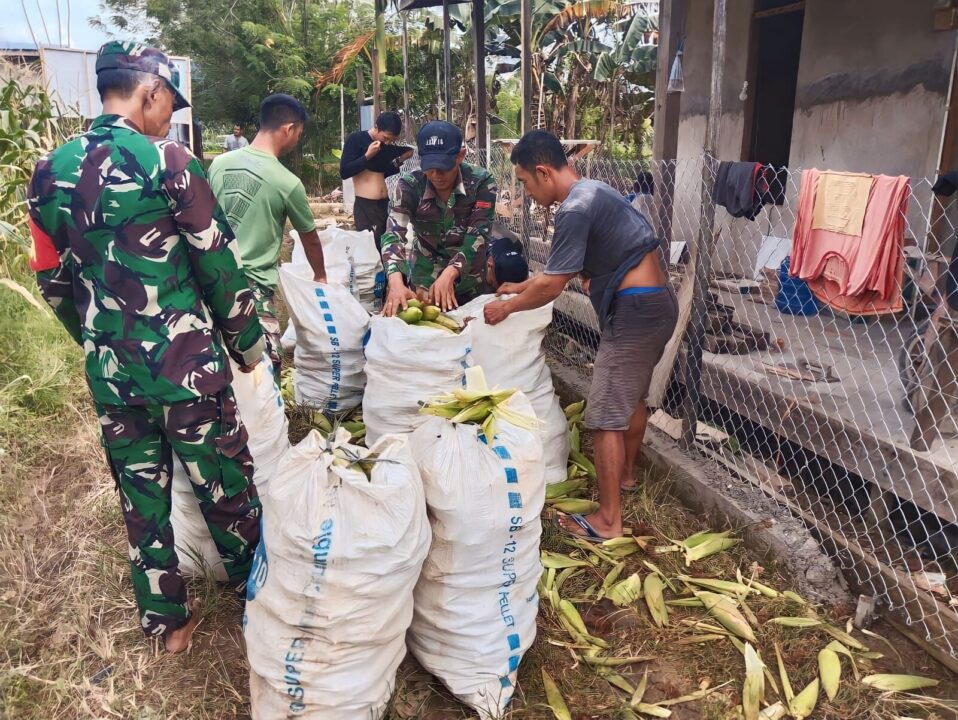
[714,161,787,220]
[714,161,762,220]
[757,166,788,207]
[790,169,910,315]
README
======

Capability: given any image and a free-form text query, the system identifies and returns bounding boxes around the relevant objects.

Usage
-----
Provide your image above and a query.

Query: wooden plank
[651,0,687,249]
[699,445,958,664]
[442,0,452,120]
[520,0,532,135]
[740,0,759,160]
[474,0,487,154]
[886,616,958,675]
[753,1,804,20]
[695,356,958,524]
[680,0,726,447]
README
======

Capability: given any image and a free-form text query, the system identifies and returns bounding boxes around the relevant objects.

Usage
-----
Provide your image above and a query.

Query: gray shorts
[584,287,679,431]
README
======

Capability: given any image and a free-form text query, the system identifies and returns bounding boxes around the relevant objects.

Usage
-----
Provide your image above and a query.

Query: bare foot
[558,511,623,540]
[165,599,202,653]
[621,478,638,490]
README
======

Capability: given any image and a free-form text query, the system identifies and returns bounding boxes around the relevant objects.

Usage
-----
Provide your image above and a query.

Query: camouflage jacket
[27,114,265,407]
[380,162,497,299]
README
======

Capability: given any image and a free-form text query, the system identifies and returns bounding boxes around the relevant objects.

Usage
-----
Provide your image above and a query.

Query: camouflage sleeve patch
[28,217,59,271]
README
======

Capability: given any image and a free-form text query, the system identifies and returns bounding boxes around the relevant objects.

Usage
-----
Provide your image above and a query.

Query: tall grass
[0,66,85,458]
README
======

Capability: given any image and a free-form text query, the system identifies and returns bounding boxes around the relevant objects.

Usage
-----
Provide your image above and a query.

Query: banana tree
[592,5,657,150]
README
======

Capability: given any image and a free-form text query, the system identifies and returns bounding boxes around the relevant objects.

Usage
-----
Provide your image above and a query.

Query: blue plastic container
[775,257,819,316]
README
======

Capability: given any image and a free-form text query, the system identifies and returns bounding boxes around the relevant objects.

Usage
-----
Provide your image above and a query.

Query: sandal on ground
[555,513,620,543]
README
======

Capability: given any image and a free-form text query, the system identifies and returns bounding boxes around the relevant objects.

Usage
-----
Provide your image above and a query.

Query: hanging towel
[790,169,909,316]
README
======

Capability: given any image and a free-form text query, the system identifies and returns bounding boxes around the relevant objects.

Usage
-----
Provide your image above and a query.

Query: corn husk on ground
[515,399,951,720]
[282,387,954,718]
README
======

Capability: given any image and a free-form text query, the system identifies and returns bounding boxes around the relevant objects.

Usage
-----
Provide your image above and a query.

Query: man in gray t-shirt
[224,124,249,152]
[484,130,677,543]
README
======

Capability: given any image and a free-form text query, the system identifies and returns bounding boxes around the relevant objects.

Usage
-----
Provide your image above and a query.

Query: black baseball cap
[417,120,463,172]
[489,237,529,285]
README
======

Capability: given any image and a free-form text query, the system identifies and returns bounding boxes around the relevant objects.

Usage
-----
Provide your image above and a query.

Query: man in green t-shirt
[210,94,326,370]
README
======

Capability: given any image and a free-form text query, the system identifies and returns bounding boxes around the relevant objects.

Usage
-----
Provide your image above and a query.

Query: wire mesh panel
[384,146,957,655]
[470,148,958,657]
[696,162,958,657]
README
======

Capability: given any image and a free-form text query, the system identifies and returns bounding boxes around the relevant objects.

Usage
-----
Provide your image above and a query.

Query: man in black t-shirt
[339,111,414,248]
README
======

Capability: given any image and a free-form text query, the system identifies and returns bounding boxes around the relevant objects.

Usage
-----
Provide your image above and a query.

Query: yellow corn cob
[679,576,755,596]
[644,574,669,627]
[601,561,626,592]
[580,654,653,667]
[788,679,819,720]
[569,449,597,478]
[551,499,600,515]
[768,617,823,628]
[434,314,463,331]
[742,642,765,720]
[696,592,756,642]
[311,412,332,433]
[546,479,588,499]
[631,668,649,706]
[559,599,589,635]
[416,320,456,333]
[818,648,841,701]
[861,674,939,692]
[606,574,643,607]
[541,669,573,720]
[684,536,742,565]
[541,550,591,569]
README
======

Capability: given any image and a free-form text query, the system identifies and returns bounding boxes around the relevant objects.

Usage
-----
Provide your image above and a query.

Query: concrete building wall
[670,0,957,276]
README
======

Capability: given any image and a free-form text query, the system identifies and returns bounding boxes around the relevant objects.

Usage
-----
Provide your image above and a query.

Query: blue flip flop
[556,513,615,543]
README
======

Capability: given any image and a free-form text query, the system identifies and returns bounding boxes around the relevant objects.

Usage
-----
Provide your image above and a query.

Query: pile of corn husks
[535,402,944,719]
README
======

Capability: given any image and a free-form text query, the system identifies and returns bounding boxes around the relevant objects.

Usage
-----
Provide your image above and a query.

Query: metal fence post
[680,0,726,448]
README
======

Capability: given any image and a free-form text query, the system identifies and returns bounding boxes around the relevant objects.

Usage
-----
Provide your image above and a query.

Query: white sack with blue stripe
[407,391,545,719]
[245,428,431,719]
[450,295,570,485]
[282,226,385,352]
[362,315,473,446]
[279,265,369,413]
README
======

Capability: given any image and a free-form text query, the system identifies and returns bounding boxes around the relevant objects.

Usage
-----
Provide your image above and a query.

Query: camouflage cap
[95,41,190,112]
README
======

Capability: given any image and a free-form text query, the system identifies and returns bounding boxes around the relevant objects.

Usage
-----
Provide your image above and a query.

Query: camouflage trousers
[97,388,261,638]
[250,281,282,372]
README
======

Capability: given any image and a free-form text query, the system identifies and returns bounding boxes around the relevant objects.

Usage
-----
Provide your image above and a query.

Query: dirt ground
[1,214,956,719]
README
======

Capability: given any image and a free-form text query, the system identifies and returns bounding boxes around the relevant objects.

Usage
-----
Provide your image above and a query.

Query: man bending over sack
[381,120,498,315]
[27,41,265,652]
[484,130,678,542]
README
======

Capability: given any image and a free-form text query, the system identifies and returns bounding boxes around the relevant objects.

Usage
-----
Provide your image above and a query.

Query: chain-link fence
[441,145,957,658]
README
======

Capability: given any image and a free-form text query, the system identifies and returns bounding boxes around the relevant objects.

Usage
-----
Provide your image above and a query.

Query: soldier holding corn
[381,121,498,315]
[26,42,265,652]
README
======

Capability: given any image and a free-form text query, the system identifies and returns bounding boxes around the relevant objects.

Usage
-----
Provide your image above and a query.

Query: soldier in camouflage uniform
[381,121,498,315]
[26,41,265,652]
